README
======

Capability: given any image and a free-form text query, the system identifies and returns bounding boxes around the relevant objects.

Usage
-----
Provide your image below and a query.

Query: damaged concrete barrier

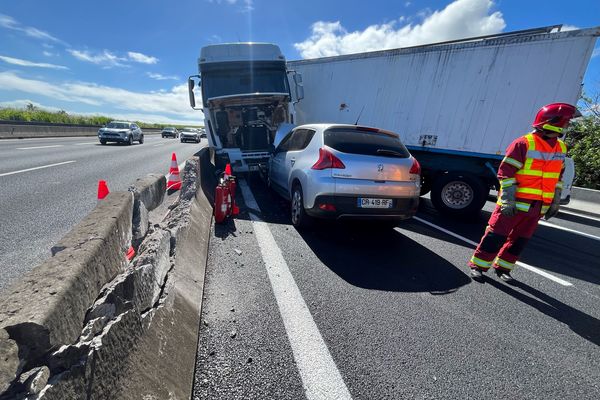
[0,192,133,395]
[0,149,213,399]
[129,173,167,247]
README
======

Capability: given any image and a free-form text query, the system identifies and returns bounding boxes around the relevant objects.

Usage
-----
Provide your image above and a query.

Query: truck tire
[430,173,488,216]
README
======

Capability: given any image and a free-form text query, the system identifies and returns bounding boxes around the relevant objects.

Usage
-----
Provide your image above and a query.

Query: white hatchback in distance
[268,124,421,228]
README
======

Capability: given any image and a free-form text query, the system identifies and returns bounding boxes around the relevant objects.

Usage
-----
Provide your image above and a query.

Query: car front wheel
[127,136,133,146]
[139,135,144,144]
[291,184,312,229]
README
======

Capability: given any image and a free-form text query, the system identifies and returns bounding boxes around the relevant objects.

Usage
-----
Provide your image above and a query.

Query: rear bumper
[180,136,199,142]
[306,194,419,220]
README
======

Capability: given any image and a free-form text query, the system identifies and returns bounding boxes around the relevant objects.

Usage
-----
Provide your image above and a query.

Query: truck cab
[188,43,304,172]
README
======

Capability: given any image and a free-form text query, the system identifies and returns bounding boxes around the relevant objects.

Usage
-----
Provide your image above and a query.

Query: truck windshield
[202,67,289,99]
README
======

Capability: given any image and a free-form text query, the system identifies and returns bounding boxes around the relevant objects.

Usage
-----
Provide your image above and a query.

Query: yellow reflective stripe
[516,169,543,177]
[543,192,555,199]
[495,258,515,270]
[542,124,563,133]
[525,133,536,150]
[470,256,492,269]
[543,172,560,179]
[558,140,567,153]
[500,178,517,188]
[517,187,543,195]
[515,202,531,212]
[541,205,550,215]
[503,157,523,169]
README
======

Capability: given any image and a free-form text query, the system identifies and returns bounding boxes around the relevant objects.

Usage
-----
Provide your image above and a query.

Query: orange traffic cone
[98,180,110,200]
[167,153,181,191]
[126,246,135,261]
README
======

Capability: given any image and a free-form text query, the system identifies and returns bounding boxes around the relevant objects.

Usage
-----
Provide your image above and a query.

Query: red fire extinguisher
[214,164,239,223]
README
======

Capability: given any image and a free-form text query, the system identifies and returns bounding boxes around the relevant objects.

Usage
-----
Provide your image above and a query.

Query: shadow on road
[486,277,600,346]
[298,222,471,294]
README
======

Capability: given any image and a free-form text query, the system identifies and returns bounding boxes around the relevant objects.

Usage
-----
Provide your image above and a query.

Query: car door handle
[290,158,296,166]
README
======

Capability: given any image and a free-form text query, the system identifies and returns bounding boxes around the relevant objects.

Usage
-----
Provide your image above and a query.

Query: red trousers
[468,201,543,272]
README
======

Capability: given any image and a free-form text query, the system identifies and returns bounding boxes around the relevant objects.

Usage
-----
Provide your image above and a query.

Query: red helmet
[532,103,581,133]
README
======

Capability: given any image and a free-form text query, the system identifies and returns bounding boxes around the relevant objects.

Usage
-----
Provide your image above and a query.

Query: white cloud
[0,71,203,123]
[128,51,159,64]
[294,0,506,58]
[0,55,68,70]
[147,72,180,81]
[0,99,200,125]
[67,49,128,68]
[0,13,64,44]
[206,0,253,12]
[68,49,159,67]
[42,51,55,57]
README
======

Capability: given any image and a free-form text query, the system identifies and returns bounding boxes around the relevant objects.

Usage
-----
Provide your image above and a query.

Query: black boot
[495,268,515,283]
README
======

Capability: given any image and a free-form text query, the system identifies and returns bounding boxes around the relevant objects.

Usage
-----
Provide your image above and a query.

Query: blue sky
[0,0,598,124]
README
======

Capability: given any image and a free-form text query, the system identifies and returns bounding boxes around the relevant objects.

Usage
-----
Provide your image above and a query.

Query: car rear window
[324,128,410,158]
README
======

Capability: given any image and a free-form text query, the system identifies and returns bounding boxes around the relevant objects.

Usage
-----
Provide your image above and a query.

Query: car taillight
[409,157,421,175]
[311,148,345,170]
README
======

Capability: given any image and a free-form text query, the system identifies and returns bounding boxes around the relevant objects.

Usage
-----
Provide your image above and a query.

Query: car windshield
[163,127,175,131]
[324,127,410,158]
[106,122,130,129]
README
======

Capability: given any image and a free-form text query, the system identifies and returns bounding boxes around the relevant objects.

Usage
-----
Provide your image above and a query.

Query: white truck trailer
[288,26,599,215]
[188,43,304,172]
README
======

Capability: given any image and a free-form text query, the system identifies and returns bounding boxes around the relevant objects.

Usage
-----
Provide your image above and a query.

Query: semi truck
[188,43,304,172]
[287,26,599,215]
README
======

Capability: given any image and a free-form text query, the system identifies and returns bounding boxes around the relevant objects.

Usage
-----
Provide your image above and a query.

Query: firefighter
[468,103,581,283]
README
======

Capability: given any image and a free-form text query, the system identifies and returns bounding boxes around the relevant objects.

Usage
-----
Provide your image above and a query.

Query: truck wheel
[430,173,488,216]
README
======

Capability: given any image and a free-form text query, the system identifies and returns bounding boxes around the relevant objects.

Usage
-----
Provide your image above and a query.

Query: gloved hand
[499,185,517,217]
[544,187,562,220]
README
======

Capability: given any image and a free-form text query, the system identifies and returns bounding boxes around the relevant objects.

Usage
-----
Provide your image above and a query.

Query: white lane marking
[539,220,600,242]
[0,160,76,177]
[16,145,64,150]
[412,216,573,287]
[74,142,97,146]
[239,179,353,400]
[152,143,166,147]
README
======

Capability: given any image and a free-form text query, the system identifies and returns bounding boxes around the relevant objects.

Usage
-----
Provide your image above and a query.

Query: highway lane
[0,135,205,293]
[193,176,600,400]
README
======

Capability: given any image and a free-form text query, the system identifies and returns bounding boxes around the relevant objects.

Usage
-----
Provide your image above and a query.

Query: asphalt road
[193,176,600,400]
[0,134,204,293]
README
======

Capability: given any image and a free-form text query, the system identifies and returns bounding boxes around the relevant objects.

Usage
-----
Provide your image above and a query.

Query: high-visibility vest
[505,133,566,204]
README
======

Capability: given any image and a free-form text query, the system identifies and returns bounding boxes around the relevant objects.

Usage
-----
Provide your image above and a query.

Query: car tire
[430,173,488,216]
[139,135,144,144]
[100,139,107,145]
[291,184,312,229]
[127,136,133,146]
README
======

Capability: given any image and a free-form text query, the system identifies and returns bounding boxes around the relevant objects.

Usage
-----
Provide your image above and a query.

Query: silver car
[98,121,144,145]
[180,128,201,143]
[268,123,421,228]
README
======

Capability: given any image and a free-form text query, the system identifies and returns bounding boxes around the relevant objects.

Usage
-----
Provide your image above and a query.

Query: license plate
[357,198,393,208]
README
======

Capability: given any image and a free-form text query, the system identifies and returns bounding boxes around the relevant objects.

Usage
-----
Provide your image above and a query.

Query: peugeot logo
[377,164,384,172]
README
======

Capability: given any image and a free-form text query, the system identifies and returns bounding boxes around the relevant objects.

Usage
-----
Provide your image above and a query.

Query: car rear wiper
[376,149,404,157]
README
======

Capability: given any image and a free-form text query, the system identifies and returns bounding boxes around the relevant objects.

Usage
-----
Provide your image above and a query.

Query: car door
[281,129,316,192]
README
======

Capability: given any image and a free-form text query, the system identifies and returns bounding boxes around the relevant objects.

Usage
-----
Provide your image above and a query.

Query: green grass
[0,105,203,130]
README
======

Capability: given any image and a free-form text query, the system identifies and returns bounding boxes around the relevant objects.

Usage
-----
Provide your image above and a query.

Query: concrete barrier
[0,192,133,394]
[0,122,162,139]
[0,149,213,399]
[571,186,600,203]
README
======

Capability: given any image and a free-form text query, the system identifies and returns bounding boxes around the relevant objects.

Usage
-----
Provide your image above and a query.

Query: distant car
[268,123,421,228]
[161,127,179,138]
[98,121,144,145]
[180,128,201,143]
[199,128,207,138]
